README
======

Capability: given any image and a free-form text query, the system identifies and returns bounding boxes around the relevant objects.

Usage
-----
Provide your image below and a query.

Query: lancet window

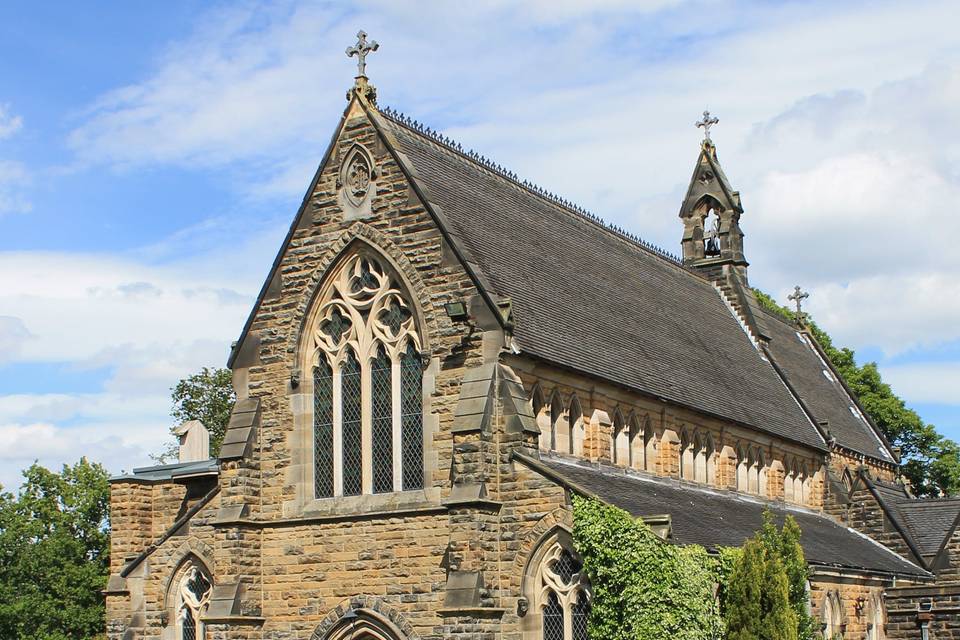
[309,253,424,498]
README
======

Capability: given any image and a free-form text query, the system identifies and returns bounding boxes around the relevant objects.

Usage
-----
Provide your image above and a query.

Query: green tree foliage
[572,494,725,640]
[725,511,805,640]
[0,459,110,640]
[754,289,960,497]
[158,366,236,461]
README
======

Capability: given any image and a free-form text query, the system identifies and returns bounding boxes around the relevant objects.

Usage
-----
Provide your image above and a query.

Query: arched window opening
[643,418,656,472]
[783,461,796,504]
[704,435,716,485]
[308,252,424,498]
[842,468,854,494]
[680,430,694,481]
[550,394,564,453]
[866,594,885,640]
[758,451,769,497]
[801,465,812,506]
[821,591,844,639]
[532,386,550,452]
[529,533,591,640]
[569,396,584,457]
[628,414,643,471]
[748,448,761,494]
[704,207,721,257]
[170,563,212,640]
[612,409,628,466]
[693,433,707,483]
[736,445,749,491]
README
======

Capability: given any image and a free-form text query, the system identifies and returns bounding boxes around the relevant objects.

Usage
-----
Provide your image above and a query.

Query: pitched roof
[374,108,826,450]
[754,307,894,461]
[521,453,928,579]
[897,500,960,556]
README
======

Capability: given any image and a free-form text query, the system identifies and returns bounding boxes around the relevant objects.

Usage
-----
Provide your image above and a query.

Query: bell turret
[679,111,748,283]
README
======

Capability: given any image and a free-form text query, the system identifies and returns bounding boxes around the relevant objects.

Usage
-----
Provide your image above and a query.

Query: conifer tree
[760,552,798,640]
[724,537,765,640]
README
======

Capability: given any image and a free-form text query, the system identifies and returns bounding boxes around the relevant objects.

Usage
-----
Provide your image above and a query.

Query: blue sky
[1,0,958,489]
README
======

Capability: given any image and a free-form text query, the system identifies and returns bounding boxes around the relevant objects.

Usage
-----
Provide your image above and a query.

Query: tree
[158,366,236,461]
[724,538,766,640]
[754,290,960,497]
[725,511,805,640]
[0,459,110,640]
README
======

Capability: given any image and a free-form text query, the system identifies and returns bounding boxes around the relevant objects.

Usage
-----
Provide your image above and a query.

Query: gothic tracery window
[536,539,591,640]
[310,253,424,498]
[175,565,211,640]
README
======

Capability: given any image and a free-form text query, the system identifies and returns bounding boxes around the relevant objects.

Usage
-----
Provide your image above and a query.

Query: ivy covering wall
[571,494,812,640]
[572,494,733,639]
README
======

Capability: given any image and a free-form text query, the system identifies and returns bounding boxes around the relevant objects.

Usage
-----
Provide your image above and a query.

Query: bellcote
[679,132,748,281]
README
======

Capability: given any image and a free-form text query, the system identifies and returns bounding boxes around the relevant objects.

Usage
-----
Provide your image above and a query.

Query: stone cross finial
[788,285,810,324]
[346,30,379,78]
[696,110,719,141]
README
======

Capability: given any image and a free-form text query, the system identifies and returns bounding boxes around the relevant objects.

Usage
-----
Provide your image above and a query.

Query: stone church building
[106,35,960,640]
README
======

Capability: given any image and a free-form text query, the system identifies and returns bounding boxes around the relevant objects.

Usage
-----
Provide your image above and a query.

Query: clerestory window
[310,253,424,498]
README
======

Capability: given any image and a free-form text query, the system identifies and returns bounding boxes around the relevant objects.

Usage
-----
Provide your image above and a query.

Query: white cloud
[9,0,955,485]
[880,362,960,406]
[0,419,166,492]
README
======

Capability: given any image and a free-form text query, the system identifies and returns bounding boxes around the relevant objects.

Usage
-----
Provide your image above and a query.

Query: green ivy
[572,494,725,640]
[572,496,813,640]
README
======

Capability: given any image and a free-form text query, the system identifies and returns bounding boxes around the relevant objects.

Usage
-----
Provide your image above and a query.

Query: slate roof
[898,500,960,556]
[754,307,894,461]
[523,453,928,578]
[377,112,826,451]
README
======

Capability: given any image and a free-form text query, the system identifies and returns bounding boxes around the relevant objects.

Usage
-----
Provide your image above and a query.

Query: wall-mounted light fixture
[444,301,468,321]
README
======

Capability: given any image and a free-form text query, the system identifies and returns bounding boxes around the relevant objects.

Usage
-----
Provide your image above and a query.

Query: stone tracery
[310,251,424,498]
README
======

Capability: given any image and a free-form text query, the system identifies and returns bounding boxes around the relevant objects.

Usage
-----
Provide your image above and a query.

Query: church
[105,33,960,640]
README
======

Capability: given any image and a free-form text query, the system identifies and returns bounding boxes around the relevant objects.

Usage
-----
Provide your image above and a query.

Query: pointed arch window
[169,563,212,640]
[612,410,627,466]
[536,540,591,640]
[550,394,564,452]
[309,253,424,498]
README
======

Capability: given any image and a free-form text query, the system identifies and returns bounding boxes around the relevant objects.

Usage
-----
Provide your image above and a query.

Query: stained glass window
[543,591,564,640]
[341,351,362,496]
[401,342,423,490]
[314,360,334,498]
[371,346,393,494]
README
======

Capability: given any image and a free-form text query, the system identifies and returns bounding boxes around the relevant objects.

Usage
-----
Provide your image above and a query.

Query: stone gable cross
[346,30,379,78]
[696,110,719,141]
[788,285,810,324]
